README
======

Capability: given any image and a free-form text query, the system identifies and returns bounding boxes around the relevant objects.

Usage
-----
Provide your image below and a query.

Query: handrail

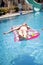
[33,0,41,5]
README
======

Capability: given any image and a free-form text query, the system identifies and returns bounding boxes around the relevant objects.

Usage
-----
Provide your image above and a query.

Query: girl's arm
[3,23,26,35]
[3,29,14,34]
[3,26,21,35]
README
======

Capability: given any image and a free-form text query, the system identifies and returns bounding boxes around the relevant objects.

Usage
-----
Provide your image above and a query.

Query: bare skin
[3,26,22,34]
[3,23,30,38]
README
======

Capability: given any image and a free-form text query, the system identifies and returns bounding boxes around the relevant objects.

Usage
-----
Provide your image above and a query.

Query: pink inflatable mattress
[14,28,40,42]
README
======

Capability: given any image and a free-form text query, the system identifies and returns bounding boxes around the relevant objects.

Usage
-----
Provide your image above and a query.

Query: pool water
[0,12,43,65]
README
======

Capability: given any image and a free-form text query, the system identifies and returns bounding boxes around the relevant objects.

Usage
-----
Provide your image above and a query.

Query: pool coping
[0,11,33,20]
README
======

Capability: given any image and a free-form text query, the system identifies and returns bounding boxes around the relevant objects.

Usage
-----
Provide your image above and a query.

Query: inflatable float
[14,28,40,42]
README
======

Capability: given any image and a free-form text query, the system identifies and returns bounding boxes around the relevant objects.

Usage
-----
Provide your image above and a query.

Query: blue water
[0,12,43,65]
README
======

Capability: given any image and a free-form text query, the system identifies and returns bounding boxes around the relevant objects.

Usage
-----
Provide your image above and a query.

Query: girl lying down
[4,23,40,41]
[3,23,30,38]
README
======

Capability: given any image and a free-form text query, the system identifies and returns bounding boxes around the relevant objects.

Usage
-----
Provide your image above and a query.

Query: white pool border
[0,11,33,20]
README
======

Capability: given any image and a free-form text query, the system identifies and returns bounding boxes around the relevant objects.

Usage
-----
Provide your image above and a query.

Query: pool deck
[0,11,33,20]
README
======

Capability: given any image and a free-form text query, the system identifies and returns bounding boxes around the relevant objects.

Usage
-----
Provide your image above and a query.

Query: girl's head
[22,23,27,26]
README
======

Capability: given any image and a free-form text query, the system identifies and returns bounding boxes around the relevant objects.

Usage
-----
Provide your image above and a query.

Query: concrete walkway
[0,11,33,20]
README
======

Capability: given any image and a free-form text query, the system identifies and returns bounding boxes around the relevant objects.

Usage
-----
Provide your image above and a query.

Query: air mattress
[14,28,40,42]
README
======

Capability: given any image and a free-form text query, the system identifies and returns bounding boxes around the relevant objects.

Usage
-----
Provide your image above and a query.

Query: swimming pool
[0,12,43,65]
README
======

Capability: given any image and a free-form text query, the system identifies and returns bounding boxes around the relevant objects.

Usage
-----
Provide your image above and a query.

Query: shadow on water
[10,54,42,65]
[20,41,27,48]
